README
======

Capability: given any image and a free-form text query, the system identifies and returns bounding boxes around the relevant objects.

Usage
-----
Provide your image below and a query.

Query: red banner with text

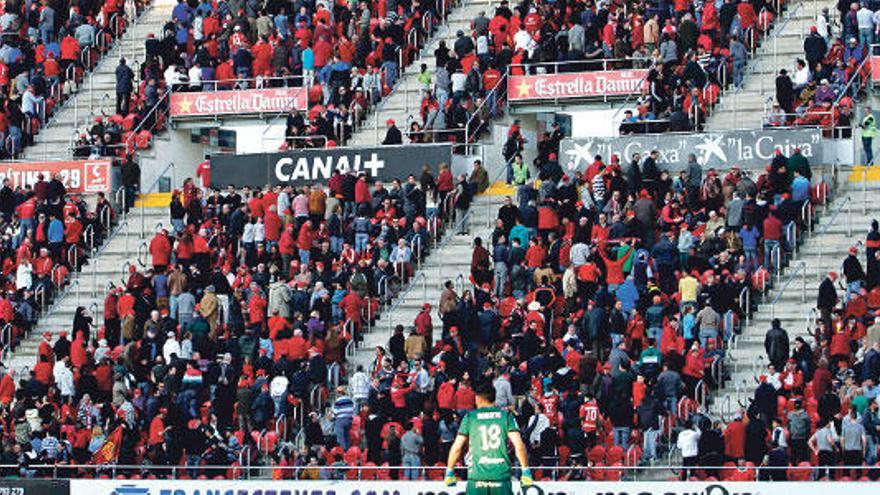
[0,160,112,193]
[508,69,648,101]
[170,87,308,118]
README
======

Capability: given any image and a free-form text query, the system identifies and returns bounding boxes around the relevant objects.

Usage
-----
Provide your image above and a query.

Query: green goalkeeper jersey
[459,406,518,481]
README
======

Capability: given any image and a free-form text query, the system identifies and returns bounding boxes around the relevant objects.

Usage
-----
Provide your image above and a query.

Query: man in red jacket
[149,228,172,272]
[297,220,313,265]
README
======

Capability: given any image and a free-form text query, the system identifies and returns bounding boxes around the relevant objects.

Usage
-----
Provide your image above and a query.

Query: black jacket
[764,324,789,366]
[817,277,838,310]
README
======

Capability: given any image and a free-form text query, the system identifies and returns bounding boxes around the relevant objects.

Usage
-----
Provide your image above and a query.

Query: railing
[728,2,802,127]
[68,279,81,309]
[34,285,46,319]
[694,378,707,412]
[769,261,807,319]
[121,261,132,286]
[115,186,127,223]
[463,73,507,149]
[752,354,766,380]
[764,44,872,133]
[83,224,95,252]
[737,285,750,339]
[384,271,428,336]
[308,384,322,411]
[0,323,12,362]
[22,463,880,480]
[67,244,79,273]
[275,414,288,442]
[510,59,651,75]
[326,362,340,390]
[815,196,852,271]
[137,241,148,267]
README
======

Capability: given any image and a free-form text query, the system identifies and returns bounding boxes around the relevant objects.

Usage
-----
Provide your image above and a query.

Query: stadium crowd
[69,0,799,156]
[764,3,873,133]
[0,0,142,158]
[413,0,783,141]
[74,0,453,155]
[703,224,880,482]
[0,108,833,483]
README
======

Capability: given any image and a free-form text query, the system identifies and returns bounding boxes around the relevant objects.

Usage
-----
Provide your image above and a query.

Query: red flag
[91,426,123,465]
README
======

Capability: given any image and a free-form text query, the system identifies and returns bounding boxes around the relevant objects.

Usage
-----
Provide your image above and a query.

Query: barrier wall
[69,480,877,495]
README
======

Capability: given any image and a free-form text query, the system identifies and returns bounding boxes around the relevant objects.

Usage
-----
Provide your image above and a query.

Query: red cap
[850,246,858,254]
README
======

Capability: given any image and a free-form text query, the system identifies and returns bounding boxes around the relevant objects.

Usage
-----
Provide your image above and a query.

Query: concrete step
[18,1,172,162]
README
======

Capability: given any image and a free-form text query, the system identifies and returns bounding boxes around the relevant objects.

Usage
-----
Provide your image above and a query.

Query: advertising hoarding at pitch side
[209,143,453,188]
[71,479,870,495]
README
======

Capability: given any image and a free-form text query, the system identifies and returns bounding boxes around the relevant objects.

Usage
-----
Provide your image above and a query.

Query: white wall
[230,121,286,154]
[561,108,623,137]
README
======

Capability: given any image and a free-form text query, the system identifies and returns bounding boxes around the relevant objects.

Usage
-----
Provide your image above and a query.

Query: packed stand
[269,139,823,479]
[0,146,827,480]
[0,165,485,477]
[765,4,872,134]
[0,0,145,158]
[404,0,785,143]
[0,173,119,375]
[74,0,456,156]
[697,223,880,482]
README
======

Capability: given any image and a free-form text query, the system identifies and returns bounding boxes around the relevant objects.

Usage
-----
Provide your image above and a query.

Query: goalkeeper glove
[444,468,457,487]
[520,468,534,487]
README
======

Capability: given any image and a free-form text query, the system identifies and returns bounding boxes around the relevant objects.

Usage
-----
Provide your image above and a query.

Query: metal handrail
[769,261,808,319]
[83,224,95,251]
[275,414,287,441]
[23,462,880,478]
[137,241,148,267]
[384,271,428,336]
[115,186,127,223]
[309,384,322,410]
[816,196,852,270]
[327,362,340,390]
[68,278,81,308]
[727,2,802,125]
[34,285,46,319]
[464,73,507,148]
[752,354,765,380]
[67,244,79,273]
[737,285,750,342]
[121,261,132,285]
[91,251,98,299]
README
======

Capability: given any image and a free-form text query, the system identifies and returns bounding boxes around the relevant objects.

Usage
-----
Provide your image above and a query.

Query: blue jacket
[47,218,64,243]
[616,278,639,313]
[739,225,760,249]
[791,176,810,202]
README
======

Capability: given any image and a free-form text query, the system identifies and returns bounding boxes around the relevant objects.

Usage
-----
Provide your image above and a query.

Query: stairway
[707,1,829,131]
[348,194,506,371]
[346,0,497,147]
[710,174,879,415]
[5,206,168,373]
[21,0,174,162]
